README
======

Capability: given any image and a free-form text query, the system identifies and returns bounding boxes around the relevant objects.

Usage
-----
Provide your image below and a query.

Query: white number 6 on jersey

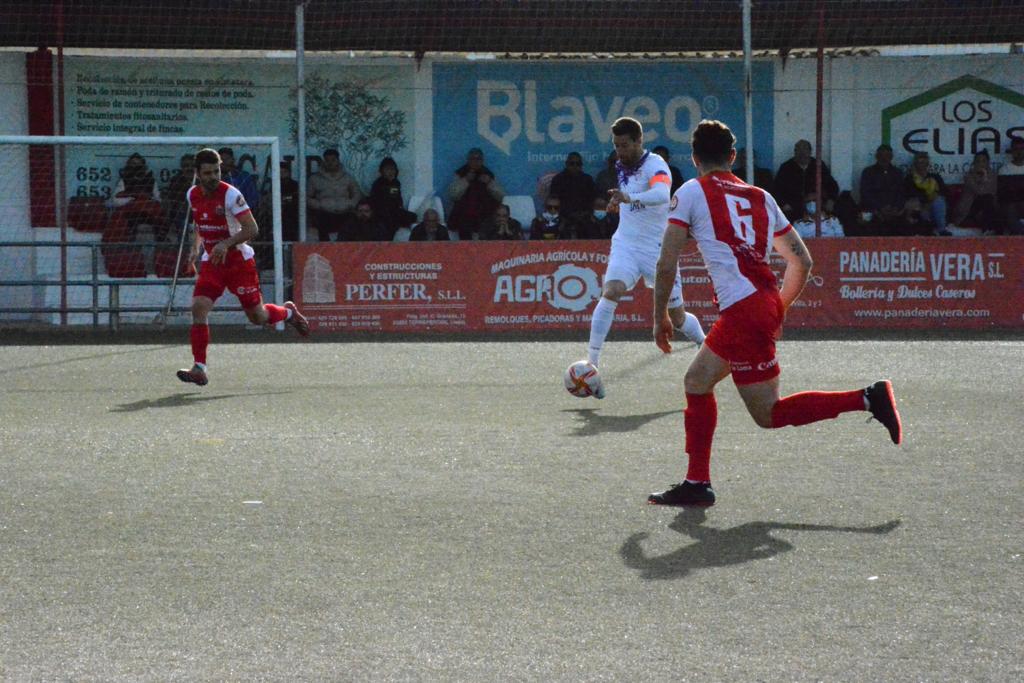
[725,194,756,245]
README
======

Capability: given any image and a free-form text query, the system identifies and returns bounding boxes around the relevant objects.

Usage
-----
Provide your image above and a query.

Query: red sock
[684,392,717,482]
[770,390,865,428]
[190,323,210,365]
[264,303,288,325]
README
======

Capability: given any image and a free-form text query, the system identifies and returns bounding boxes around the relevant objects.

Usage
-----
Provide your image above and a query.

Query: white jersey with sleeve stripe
[611,150,673,253]
[667,171,793,311]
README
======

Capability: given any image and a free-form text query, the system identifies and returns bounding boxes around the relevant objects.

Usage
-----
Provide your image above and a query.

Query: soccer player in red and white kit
[648,120,902,506]
[176,148,309,386]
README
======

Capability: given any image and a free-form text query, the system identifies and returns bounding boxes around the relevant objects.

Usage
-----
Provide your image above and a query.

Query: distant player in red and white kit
[580,117,705,398]
[176,148,309,386]
[648,120,902,506]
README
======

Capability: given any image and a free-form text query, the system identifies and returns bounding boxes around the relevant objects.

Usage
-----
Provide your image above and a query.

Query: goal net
[0,135,283,326]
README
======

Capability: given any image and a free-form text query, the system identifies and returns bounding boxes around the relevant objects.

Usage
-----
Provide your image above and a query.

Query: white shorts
[604,242,684,308]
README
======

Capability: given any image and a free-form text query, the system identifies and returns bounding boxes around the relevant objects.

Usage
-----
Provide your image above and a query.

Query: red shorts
[704,288,784,386]
[193,256,263,309]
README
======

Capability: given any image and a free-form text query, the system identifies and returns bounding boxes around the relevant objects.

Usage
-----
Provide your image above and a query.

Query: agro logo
[493,263,601,311]
[883,74,1024,180]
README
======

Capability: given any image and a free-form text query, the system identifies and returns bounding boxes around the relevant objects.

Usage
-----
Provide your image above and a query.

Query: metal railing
[0,240,291,329]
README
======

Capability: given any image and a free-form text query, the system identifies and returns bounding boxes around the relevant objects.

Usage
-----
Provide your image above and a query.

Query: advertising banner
[433,61,774,198]
[841,55,1024,184]
[63,57,415,198]
[782,237,1024,328]
[294,237,1024,333]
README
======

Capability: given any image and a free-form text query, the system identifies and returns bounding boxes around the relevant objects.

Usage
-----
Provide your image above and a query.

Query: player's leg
[177,294,215,386]
[666,272,705,346]
[758,380,902,444]
[233,257,310,336]
[588,244,640,368]
[647,343,730,507]
[726,292,901,444]
[587,278,626,366]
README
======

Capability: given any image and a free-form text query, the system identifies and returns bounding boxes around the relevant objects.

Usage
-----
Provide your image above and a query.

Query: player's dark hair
[195,148,221,169]
[690,119,736,167]
[611,117,642,141]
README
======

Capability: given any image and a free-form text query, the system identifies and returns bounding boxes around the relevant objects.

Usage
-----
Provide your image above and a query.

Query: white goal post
[0,134,283,325]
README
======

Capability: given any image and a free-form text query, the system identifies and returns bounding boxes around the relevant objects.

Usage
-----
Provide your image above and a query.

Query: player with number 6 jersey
[175,147,310,387]
[646,119,903,508]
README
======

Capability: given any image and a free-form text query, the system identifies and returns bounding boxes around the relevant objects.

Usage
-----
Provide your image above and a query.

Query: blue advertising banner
[433,60,774,203]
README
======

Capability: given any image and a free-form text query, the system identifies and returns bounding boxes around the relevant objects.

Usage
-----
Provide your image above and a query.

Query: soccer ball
[564,360,602,398]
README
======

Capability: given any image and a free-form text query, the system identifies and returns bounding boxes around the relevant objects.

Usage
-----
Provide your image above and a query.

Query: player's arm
[653,224,689,353]
[773,228,814,310]
[608,171,671,210]
[209,211,258,265]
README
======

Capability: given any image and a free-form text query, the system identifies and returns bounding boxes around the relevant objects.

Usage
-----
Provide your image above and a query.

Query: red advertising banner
[293,237,1024,333]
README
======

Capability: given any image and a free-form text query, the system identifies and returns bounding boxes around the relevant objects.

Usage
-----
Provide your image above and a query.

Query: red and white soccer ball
[564,360,602,397]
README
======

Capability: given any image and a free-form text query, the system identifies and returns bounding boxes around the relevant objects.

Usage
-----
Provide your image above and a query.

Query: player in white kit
[581,117,705,398]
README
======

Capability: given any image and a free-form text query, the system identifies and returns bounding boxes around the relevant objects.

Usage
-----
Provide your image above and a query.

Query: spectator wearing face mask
[576,195,619,239]
[530,195,572,240]
[792,192,845,238]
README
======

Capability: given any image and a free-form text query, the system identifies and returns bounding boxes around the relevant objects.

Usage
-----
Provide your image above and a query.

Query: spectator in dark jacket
[480,204,524,240]
[858,144,907,235]
[409,208,451,242]
[773,139,839,221]
[549,151,597,234]
[369,157,417,237]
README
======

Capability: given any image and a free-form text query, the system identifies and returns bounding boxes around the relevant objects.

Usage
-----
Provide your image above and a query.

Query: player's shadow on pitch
[110,390,291,412]
[620,508,900,580]
[563,408,678,436]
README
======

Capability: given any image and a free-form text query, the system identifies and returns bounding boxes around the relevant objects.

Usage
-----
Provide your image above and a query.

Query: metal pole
[271,138,284,328]
[296,1,308,243]
[56,0,67,325]
[814,2,825,238]
[742,0,754,185]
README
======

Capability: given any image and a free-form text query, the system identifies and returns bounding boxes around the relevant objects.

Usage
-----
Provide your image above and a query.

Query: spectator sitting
[349,198,389,242]
[792,192,845,238]
[308,148,363,242]
[369,156,417,237]
[530,195,571,240]
[162,153,195,234]
[218,147,260,211]
[594,150,619,199]
[549,151,597,234]
[732,148,774,190]
[857,143,907,235]
[652,145,684,194]
[409,208,451,242]
[773,139,839,221]
[997,136,1024,235]
[447,147,505,240]
[904,151,951,236]
[575,196,618,239]
[108,152,169,242]
[951,150,998,232]
[480,203,524,240]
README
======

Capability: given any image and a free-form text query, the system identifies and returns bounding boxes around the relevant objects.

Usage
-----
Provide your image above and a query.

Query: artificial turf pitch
[1,338,1021,680]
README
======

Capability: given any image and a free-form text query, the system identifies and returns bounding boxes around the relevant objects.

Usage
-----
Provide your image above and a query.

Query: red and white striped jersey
[187,181,255,262]
[668,171,792,311]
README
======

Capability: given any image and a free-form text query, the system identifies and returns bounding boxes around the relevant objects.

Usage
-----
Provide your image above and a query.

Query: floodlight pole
[296,1,308,243]
[815,1,825,237]
[742,0,754,185]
